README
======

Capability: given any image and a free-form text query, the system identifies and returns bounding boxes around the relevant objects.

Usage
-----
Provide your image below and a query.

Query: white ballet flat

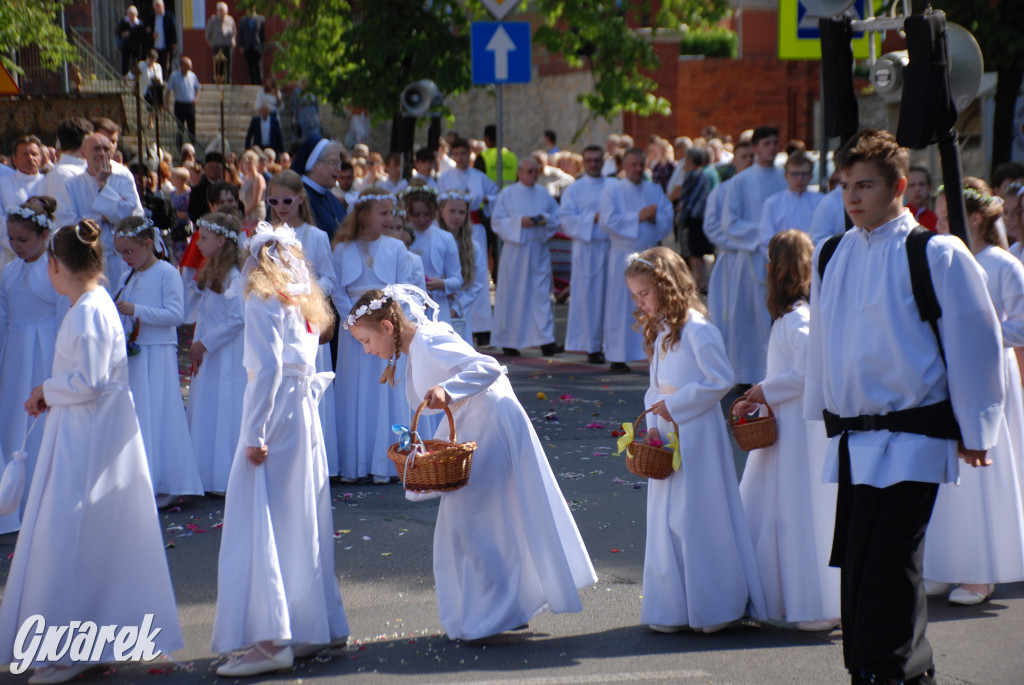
[699,621,732,634]
[795,619,841,632]
[28,663,95,684]
[648,624,688,634]
[948,584,994,606]
[291,637,348,659]
[216,644,293,677]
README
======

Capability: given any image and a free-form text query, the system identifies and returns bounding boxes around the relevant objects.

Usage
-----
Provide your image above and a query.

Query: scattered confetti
[585,422,605,429]
[611,548,621,553]
[536,392,547,399]
[544,411,559,421]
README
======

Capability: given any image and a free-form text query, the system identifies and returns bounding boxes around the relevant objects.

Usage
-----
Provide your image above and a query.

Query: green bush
[679,26,738,58]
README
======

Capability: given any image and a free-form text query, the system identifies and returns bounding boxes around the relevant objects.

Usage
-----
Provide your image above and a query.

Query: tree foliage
[0,0,77,74]
[245,0,731,123]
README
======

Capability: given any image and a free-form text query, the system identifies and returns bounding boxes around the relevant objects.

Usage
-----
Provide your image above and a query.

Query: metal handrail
[68,27,190,163]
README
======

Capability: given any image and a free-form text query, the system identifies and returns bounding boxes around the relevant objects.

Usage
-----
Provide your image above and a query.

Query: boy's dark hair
[785,150,813,171]
[992,161,1024,190]
[204,151,224,165]
[206,181,239,208]
[414,147,435,163]
[582,144,602,156]
[56,117,94,152]
[686,146,708,167]
[544,129,557,144]
[339,160,354,173]
[483,124,497,143]
[384,152,402,165]
[751,126,779,144]
[908,165,932,185]
[834,129,909,188]
[450,137,470,151]
[785,139,807,155]
[91,117,121,137]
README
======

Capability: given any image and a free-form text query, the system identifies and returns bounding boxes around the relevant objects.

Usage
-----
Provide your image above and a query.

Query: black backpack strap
[906,226,945,365]
[817,233,844,281]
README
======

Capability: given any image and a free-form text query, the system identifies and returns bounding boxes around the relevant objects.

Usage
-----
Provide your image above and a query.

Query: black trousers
[837,480,938,683]
[244,48,262,85]
[157,48,173,75]
[173,101,195,135]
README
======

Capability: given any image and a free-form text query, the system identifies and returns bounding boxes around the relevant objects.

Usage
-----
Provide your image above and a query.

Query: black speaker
[819,16,859,145]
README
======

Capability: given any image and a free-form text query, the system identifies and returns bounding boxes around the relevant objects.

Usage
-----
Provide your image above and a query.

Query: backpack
[817,225,945,364]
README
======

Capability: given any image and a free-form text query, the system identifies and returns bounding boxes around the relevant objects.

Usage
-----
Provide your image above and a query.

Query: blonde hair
[244,242,334,335]
[268,169,315,226]
[438,195,475,287]
[348,289,407,386]
[623,246,704,359]
[195,212,245,293]
[331,185,393,247]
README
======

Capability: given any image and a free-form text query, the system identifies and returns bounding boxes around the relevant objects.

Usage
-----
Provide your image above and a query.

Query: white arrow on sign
[486,25,516,81]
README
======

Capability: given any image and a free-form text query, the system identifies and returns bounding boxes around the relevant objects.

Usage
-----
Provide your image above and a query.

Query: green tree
[244,0,731,131]
[928,0,1024,175]
[0,0,77,74]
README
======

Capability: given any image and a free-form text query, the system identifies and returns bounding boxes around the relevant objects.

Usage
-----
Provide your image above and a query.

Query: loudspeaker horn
[870,51,909,103]
[400,80,443,117]
[800,0,856,19]
[946,22,984,112]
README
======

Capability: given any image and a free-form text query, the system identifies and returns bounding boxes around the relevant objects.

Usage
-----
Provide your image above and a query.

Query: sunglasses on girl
[268,196,300,207]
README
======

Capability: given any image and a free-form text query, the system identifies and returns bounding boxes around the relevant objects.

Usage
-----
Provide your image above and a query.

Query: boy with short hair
[757,150,824,252]
[804,129,1004,685]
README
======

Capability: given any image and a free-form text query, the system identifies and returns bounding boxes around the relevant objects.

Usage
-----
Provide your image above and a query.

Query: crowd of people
[0,113,1023,685]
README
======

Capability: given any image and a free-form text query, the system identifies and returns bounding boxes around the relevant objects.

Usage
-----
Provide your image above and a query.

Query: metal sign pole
[496,83,503,189]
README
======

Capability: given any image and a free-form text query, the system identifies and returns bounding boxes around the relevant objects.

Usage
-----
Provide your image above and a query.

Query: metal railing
[68,27,190,163]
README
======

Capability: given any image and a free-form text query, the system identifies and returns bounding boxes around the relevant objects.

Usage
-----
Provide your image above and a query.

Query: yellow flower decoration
[615,422,635,455]
[667,431,681,472]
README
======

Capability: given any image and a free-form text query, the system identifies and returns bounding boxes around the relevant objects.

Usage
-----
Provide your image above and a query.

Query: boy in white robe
[804,129,1004,685]
[808,185,848,245]
[598,147,673,371]
[490,158,561,356]
[757,151,824,252]
[558,145,609,362]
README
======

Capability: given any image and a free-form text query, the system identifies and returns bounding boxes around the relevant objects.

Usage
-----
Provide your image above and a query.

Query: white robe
[446,232,487,343]
[808,186,846,246]
[641,312,766,628]
[805,212,1004,487]
[117,260,204,496]
[42,155,87,217]
[211,294,349,653]
[718,164,786,384]
[704,180,736,337]
[490,183,559,349]
[924,245,1024,583]
[0,288,184,667]
[292,222,339,475]
[559,174,610,353]
[64,170,144,289]
[757,189,825,251]
[405,322,597,639]
[332,236,414,479]
[0,258,68,525]
[0,170,45,271]
[738,303,840,622]
[411,223,463,324]
[188,268,246,493]
[598,177,673,363]
[437,167,499,333]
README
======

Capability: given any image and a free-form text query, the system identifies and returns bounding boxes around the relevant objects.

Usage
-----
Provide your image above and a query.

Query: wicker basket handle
[411,399,457,444]
[729,397,774,426]
[633,408,679,442]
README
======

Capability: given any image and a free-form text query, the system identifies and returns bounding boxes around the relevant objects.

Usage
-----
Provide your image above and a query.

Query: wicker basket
[387,400,476,492]
[729,398,778,451]
[623,408,677,480]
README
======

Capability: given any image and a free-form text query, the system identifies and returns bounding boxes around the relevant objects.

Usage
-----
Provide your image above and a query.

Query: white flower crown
[7,206,56,232]
[627,251,654,268]
[196,217,243,243]
[113,217,156,238]
[354,193,395,207]
[399,184,438,200]
[437,190,469,204]
[343,292,388,329]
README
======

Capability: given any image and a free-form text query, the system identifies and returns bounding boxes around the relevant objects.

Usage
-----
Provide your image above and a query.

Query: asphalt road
[1,301,1022,684]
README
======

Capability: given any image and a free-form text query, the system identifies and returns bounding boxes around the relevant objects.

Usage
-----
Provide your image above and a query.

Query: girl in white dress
[0,197,67,526]
[438,190,486,344]
[331,187,414,483]
[401,183,463,324]
[113,216,204,505]
[187,212,246,494]
[212,222,348,677]
[269,170,340,474]
[924,179,1024,604]
[624,246,766,633]
[345,284,597,641]
[0,219,183,684]
[734,230,840,631]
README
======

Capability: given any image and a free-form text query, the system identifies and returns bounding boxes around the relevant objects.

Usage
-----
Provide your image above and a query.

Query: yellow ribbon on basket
[615,422,634,456]
[667,431,681,472]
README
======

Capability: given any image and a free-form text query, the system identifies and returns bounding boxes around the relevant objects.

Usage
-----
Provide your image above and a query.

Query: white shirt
[757,188,824,251]
[558,174,609,242]
[804,211,1004,488]
[808,186,846,246]
[723,164,787,253]
[437,167,498,215]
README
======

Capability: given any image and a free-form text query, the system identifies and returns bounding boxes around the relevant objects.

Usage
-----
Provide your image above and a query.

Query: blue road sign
[471,22,531,85]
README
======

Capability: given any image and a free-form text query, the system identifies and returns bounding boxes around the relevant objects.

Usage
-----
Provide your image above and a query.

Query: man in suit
[238,8,266,85]
[245,104,284,156]
[143,0,177,76]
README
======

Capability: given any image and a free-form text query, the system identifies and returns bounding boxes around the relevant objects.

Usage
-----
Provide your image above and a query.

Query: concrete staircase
[194,84,266,156]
